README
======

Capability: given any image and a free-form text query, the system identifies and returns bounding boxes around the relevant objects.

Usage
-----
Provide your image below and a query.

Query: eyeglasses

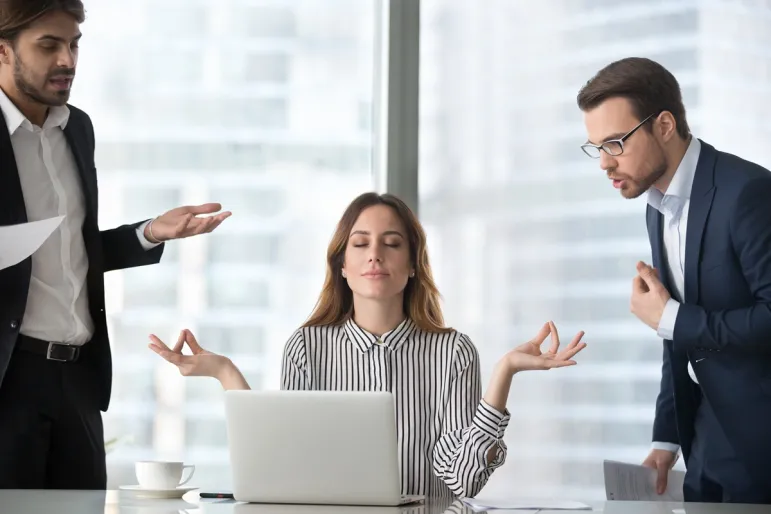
[580,112,657,159]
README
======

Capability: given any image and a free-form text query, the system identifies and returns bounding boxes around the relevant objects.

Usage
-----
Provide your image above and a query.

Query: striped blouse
[280,317,511,499]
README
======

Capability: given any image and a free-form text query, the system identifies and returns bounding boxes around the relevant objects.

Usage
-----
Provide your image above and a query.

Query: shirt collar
[0,86,70,134]
[647,136,701,217]
[344,317,418,353]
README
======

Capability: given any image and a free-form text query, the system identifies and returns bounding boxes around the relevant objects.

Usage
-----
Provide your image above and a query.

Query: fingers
[149,334,171,351]
[547,321,560,354]
[557,341,587,361]
[636,261,661,289]
[184,329,204,354]
[529,322,551,347]
[186,203,224,215]
[632,275,648,293]
[655,462,669,495]
[148,341,184,366]
[172,330,185,353]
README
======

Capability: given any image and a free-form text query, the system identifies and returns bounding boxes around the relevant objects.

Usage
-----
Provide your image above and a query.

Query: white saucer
[119,485,198,499]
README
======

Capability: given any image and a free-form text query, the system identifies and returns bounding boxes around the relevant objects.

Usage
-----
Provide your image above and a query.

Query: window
[73,0,380,488]
[419,0,771,500]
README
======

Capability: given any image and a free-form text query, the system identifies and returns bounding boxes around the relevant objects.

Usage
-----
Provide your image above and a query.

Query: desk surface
[0,489,768,514]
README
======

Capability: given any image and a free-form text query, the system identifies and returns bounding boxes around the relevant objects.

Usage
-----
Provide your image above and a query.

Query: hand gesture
[499,321,586,374]
[148,329,229,378]
[144,203,231,243]
[630,261,671,330]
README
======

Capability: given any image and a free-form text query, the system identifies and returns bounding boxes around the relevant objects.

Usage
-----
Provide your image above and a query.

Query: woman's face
[342,205,413,302]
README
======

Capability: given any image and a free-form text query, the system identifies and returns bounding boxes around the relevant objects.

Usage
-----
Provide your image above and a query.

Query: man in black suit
[578,57,771,503]
[0,1,230,489]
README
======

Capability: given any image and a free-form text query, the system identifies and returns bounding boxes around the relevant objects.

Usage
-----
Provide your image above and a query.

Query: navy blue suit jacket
[647,139,771,482]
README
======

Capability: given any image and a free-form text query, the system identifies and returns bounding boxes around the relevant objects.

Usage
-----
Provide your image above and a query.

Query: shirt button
[376,338,383,345]
[10,320,18,329]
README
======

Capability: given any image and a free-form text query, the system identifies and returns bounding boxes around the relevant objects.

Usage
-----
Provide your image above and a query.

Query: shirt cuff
[656,299,680,340]
[471,399,511,440]
[651,441,680,454]
[136,220,162,250]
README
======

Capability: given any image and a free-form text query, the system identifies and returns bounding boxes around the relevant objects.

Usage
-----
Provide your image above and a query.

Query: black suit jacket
[0,103,164,412]
[647,139,771,482]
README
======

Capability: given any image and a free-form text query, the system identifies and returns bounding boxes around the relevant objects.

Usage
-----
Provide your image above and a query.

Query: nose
[56,48,76,69]
[599,150,617,172]
[368,242,384,263]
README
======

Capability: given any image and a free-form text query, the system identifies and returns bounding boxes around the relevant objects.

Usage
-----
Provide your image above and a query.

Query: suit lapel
[646,205,671,293]
[0,107,26,225]
[683,140,717,304]
[63,115,97,217]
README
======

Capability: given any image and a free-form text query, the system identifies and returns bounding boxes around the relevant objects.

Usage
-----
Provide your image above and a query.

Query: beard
[617,143,669,199]
[13,52,74,107]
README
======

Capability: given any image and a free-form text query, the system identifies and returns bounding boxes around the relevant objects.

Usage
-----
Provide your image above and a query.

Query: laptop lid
[224,390,403,505]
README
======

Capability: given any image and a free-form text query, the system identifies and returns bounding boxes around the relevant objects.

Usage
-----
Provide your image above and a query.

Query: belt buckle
[46,342,78,362]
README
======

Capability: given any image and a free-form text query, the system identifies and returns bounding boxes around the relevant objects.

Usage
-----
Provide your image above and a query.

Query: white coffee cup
[135,460,195,490]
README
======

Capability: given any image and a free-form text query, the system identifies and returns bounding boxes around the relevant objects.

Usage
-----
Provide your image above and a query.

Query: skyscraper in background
[420,0,771,499]
[70,0,379,488]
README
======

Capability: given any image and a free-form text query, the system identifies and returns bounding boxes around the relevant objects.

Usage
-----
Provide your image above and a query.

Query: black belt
[15,334,81,362]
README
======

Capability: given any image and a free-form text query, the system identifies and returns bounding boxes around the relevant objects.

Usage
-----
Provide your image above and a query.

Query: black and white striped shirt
[280,317,510,499]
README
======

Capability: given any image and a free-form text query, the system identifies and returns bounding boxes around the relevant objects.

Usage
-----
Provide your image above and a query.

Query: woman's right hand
[149,328,231,379]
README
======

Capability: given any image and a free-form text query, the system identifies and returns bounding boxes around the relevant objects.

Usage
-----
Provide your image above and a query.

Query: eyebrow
[350,230,405,238]
[587,132,625,145]
[37,33,82,44]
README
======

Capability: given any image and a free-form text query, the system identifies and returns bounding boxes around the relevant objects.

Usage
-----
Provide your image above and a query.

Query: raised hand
[500,321,587,373]
[148,329,229,378]
[144,203,231,243]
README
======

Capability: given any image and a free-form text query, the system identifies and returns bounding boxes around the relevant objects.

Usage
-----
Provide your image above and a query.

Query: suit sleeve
[101,222,164,272]
[652,342,679,445]
[673,178,771,351]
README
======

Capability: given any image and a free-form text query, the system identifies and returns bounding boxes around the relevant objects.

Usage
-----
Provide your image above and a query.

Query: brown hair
[576,57,690,140]
[303,192,451,333]
[0,0,85,43]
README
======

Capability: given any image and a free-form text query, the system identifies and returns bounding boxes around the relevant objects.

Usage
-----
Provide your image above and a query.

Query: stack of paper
[603,459,685,501]
[0,216,64,271]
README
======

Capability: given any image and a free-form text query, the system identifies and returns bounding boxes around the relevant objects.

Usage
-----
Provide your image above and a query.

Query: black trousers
[684,395,770,504]
[0,347,106,489]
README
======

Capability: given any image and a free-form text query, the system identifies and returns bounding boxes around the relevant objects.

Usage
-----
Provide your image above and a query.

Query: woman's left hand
[498,321,586,374]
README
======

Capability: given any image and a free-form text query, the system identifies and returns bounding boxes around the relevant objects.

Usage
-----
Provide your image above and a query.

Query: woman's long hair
[303,192,451,333]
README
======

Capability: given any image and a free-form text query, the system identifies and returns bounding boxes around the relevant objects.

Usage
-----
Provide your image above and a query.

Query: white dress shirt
[0,89,158,346]
[646,136,701,454]
[281,318,510,499]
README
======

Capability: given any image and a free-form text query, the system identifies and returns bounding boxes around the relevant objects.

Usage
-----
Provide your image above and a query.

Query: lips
[362,271,389,278]
[49,76,73,90]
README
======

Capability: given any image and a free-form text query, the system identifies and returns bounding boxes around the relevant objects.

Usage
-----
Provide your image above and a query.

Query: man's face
[582,97,667,199]
[1,10,81,107]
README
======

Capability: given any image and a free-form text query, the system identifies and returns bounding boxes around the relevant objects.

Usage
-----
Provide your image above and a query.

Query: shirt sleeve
[280,328,309,391]
[135,220,162,250]
[656,299,680,340]
[432,334,510,498]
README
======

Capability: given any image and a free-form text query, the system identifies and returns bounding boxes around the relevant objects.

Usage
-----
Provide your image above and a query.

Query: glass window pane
[72,0,380,488]
[419,0,771,500]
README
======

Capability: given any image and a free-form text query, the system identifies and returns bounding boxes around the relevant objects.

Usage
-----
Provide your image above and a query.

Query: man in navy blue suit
[576,57,771,503]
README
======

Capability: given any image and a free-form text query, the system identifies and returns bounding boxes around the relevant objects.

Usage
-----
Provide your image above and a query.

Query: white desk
[0,489,768,514]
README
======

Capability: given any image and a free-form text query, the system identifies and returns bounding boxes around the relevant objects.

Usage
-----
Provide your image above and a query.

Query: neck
[653,135,691,194]
[0,81,49,127]
[351,295,406,336]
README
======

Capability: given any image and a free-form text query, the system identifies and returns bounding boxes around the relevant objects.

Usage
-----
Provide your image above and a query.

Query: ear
[0,41,13,66]
[656,111,678,143]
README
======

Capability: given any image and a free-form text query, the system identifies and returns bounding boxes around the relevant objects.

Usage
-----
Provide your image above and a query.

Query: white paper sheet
[461,497,591,511]
[0,216,65,271]
[603,459,685,501]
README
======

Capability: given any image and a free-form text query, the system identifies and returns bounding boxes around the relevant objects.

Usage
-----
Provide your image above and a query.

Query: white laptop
[224,390,425,506]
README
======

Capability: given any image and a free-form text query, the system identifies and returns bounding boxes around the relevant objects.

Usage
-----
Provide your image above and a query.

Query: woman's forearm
[483,361,514,413]
[216,358,251,390]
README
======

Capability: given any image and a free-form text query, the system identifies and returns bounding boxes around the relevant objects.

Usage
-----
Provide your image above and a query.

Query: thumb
[655,460,669,494]
[184,329,204,354]
[637,262,659,288]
